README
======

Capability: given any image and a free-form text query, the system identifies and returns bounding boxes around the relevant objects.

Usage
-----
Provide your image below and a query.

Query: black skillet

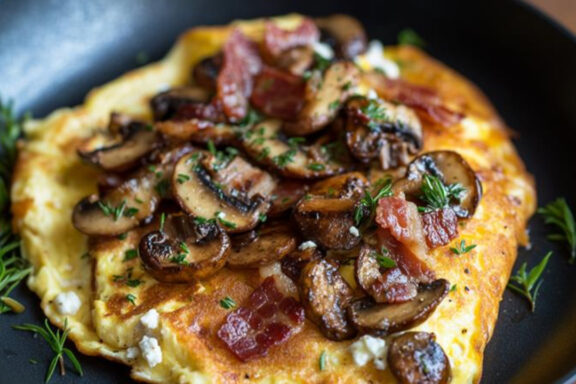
[1,0,576,383]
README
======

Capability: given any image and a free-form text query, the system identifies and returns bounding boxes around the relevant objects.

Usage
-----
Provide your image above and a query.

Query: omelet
[11,14,535,384]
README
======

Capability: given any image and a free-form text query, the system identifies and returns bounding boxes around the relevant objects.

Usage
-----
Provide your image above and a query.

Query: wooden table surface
[527,0,576,33]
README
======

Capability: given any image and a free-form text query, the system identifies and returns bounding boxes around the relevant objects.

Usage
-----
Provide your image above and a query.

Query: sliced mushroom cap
[150,86,211,121]
[347,279,449,336]
[78,122,159,172]
[192,54,222,92]
[241,119,345,179]
[157,119,238,146]
[172,152,273,233]
[228,221,298,268]
[388,332,451,384]
[139,213,230,283]
[293,196,364,250]
[281,246,322,281]
[344,97,422,170]
[283,61,360,136]
[355,244,418,303]
[299,258,356,340]
[315,15,367,60]
[394,150,482,218]
[308,172,368,199]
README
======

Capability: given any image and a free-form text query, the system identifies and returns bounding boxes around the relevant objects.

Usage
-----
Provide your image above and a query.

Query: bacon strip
[250,66,306,120]
[421,207,458,248]
[217,277,305,361]
[217,29,263,122]
[263,18,319,59]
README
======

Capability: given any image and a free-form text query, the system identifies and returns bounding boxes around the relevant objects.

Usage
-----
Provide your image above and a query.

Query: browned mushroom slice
[293,196,364,250]
[388,332,451,384]
[172,152,273,233]
[347,279,449,335]
[394,150,482,218]
[192,54,222,92]
[299,258,356,340]
[283,62,360,136]
[150,86,211,121]
[228,221,298,268]
[78,122,159,172]
[268,179,310,217]
[355,244,417,303]
[241,119,345,179]
[156,119,238,146]
[281,246,322,281]
[139,213,230,283]
[344,97,422,170]
[275,46,314,76]
[315,15,367,60]
[308,172,368,199]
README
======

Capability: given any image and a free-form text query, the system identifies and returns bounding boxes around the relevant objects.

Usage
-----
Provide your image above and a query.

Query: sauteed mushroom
[157,119,238,146]
[193,54,222,92]
[388,332,451,384]
[275,46,314,76]
[347,279,449,335]
[281,246,322,281]
[344,97,422,170]
[172,152,274,233]
[139,213,230,283]
[150,86,211,121]
[299,258,356,340]
[283,61,360,136]
[394,150,482,218]
[78,121,159,172]
[308,172,368,199]
[228,221,298,268]
[315,15,367,60]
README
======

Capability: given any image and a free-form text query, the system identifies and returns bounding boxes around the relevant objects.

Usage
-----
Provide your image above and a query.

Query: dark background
[1,0,576,383]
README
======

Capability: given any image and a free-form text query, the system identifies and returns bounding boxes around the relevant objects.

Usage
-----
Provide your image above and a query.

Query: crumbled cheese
[216,212,226,219]
[359,40,400,79]
[126,347,139,360]
[366,89,379,100]
[54,291,81,316]
[313,41,334,60]
[349,335,388,370]
[139,336,162,367]
[298,241,317,251]
[349,226,360,237]
[140,309,159,330]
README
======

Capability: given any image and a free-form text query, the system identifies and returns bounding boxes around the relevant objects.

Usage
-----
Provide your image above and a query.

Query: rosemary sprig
[0,98,30,314]
[219,296,236,310]
[13,318,83,383]
[507,252,551,312]
[538,198,576,263]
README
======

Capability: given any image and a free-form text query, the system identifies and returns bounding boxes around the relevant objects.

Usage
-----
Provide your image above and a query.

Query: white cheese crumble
[313,41,334,60]
[54,291,81,316]
[349,335,388,370]
[349,226,360,237]
[139,335,163,367]
[140,309,160,330]
[126,346,139,360]
[298,241,317,251]
[360,40,400,79]
[366,89,379,100]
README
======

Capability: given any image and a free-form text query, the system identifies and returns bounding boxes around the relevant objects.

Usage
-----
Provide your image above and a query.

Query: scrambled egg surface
[11,14,535,384]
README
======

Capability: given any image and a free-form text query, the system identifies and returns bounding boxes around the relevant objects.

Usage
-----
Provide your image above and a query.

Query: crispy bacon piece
[365,73,464,127]
[217,29,263,122]
[263,18,319,59]
[174,100,227,123]
[217,277,305,361]
[375,197,434,283]
[250,66,306,120]
[421,207,458,248]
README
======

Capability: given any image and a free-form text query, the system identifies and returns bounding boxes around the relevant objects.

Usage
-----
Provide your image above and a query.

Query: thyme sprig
[507,252,551,312]
[353,178,393,227]
[538,198,576,263]
[13,318,83,383]
[418,174,465,213]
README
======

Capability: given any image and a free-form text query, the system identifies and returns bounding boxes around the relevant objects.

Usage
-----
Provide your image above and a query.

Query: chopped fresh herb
[207,139,217,156]
[194,216,216,225]
[342,81,352,91]
[397,28,426,48]
[160,214,166,231]
[123,249,138,262]
[113,268,143,287]
[13,318,83,383]
[258,213,267,223]
[328,100,340,110]
[450,240,477,255]
[117,233,127,240]
[319,350,327,371]
[372,247,397,268]
[418,174,465,213]
[287,137,306,148]
[239,109,262,127]
[126,293,137,305]
[257,147,271,160]
[170,253,188,265]
[538,198,576,263]
[354,179,393,226]
[126,279,143,288]
[80,252,90,260]
[219,296,236,309]
[210,146,238,171]
[134,197,144,204]
[154,179,170,198]
[272,149,297,168]
[97,200,125,221]
[507,252,551,312]
[215,212,237,229]
[176,173,190,184]
[124,207,139,218]
[313,52,331,72]
[360,99,388,130]
[180,242,190,254]
[450,284,457,292]
[307,163,325,171]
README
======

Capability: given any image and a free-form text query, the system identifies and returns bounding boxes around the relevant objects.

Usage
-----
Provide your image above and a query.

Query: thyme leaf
[507,252,551,312]
[538,198,576,263]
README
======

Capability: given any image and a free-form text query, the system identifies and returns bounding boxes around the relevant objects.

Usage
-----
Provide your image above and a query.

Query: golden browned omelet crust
[11,14,535,384]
